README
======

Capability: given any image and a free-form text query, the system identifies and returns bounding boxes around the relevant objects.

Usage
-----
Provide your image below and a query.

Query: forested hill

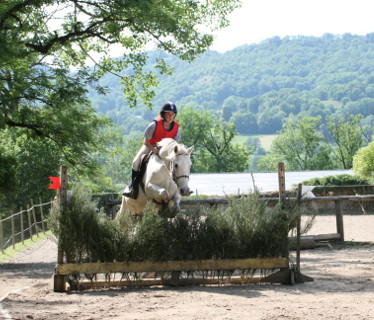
[91,33,374,136]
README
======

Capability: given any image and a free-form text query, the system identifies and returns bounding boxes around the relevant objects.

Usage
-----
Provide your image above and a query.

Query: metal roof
[189,170,353,196]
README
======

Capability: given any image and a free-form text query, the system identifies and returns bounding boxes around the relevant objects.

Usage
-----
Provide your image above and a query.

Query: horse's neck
[154,153,172,172]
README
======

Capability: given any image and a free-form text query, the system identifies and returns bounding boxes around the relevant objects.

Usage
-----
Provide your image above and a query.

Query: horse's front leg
[170,192,181,211]
[146,183,170,202]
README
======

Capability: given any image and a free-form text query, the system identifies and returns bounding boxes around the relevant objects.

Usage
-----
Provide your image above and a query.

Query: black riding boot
[122,169,140,199]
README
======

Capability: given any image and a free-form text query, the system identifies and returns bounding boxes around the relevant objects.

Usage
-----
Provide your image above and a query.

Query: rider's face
[163,112,175,123]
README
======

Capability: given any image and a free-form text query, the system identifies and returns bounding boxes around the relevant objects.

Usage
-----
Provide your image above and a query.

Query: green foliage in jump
[302,174,370,186]
[49,185,312,263]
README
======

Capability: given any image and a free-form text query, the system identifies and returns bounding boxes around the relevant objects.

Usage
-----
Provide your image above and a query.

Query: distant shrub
[302,174,370,186]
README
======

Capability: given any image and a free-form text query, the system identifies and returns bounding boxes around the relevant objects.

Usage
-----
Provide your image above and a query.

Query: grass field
[0,231,53,263]
[232,134,277,151]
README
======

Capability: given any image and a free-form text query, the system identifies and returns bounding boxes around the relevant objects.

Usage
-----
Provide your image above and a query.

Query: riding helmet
[160,102,177,115]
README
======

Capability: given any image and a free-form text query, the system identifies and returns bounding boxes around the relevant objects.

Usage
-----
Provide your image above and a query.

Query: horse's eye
[175,163,179,169]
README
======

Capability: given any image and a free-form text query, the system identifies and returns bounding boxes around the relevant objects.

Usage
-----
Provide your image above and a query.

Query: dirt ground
[1,215,374,320]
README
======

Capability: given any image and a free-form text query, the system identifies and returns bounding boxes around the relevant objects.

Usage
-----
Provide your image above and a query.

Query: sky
[209,0,374,52]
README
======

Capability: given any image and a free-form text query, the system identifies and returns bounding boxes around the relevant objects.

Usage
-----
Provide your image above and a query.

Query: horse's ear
[187,146,194,154]
[174,145,178,154]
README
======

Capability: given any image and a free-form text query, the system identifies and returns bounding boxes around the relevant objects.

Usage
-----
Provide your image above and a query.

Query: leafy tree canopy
[353,136,374,181]
[326,114,364,169]
[0,0,241,202]
[178,106,251,172]
[1,0,241,153]
[258,116,334,171]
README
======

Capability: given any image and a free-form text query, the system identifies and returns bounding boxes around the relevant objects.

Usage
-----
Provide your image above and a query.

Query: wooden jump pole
[54,165,68,292]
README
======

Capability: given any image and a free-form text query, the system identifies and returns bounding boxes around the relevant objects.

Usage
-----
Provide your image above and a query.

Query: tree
[1,0,241,110]
[353,137,374,181]
[258,116,333,171]
[327,114,364,169]
[199,122,251,172]
[178,107,251,172]
[0,131,62,212]
[231,112,257,134]
[0,0,241,193]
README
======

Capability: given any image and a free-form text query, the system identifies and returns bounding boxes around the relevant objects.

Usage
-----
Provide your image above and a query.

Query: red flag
[49,177,61,189]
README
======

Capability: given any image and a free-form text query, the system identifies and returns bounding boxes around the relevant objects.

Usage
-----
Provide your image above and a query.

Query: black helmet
[160,102,177,115]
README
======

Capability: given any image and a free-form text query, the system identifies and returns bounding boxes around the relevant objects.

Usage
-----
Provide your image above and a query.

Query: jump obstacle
[53,164,313,292]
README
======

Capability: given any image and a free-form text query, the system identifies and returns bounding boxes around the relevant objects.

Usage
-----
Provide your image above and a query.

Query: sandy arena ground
[1,214,374,320]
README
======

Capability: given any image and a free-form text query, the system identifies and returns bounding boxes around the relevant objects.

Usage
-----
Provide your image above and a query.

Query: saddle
[137,151,153,191]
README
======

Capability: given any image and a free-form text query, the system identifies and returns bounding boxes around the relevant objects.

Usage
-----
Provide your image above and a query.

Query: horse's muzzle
[180,187,191,196]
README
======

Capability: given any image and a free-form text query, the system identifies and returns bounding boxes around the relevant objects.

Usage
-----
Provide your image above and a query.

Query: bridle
[170,153,190,183]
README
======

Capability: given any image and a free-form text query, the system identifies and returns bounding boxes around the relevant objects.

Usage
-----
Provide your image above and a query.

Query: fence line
[0,200,52,253]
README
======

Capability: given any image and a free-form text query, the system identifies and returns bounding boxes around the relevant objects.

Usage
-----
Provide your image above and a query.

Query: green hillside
[232,135,277,151]
[90,33,374,136]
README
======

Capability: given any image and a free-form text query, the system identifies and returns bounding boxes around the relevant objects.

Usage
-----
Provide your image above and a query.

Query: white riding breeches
[132,145,151,171]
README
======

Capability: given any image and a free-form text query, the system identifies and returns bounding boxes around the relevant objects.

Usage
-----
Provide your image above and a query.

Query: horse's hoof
[161,190,169,201]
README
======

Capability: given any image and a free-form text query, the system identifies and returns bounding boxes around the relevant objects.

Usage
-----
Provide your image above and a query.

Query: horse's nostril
[180,188,191,196]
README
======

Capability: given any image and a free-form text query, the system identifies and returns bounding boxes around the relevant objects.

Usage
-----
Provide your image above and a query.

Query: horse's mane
[157,138,187,158]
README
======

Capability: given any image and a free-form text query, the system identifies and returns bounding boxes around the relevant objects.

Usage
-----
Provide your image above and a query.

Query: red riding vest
[148,117,179,145]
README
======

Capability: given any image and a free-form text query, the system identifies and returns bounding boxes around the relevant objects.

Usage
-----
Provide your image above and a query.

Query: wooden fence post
[278,162,286,207]
[20,207,24,244]
[0,217,3,254]
[335,200,344,241]
[54,165,68,292]
[31,200,39,237]
[296,184,302,272]
[11,212,15,249]
[27,205,32,240]
[39,197,45,233]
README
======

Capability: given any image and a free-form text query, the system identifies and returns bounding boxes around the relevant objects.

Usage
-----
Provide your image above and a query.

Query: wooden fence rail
[105,194,374,243]
[0,200,52,253]
[181,195,374,242]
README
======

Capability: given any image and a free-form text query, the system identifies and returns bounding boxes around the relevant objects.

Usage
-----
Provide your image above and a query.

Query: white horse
[117,138,194,217]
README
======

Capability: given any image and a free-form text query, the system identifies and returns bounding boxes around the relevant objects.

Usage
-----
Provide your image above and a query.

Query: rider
[123,102,181,199]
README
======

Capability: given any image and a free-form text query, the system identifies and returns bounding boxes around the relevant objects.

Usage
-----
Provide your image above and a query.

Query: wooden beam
[110,195,374,208]
[56,258,289,276]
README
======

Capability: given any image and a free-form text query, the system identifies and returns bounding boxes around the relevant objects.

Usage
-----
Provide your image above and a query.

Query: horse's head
[158,139,194,197]
[171,145,194,196]
[171,144,194,196]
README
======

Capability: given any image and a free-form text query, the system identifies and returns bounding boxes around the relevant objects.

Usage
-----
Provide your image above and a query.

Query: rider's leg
[123,146,149,199]
[122,169,141,199]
